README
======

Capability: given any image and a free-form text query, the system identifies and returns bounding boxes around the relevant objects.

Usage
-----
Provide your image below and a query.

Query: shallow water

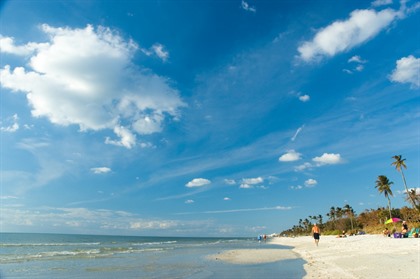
[0,233,305,278]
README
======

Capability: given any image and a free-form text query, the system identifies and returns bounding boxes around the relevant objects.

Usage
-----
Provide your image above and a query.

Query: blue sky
[0,0,419,237]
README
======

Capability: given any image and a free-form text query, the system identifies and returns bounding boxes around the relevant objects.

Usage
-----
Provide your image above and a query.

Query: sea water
[0,233,305,278]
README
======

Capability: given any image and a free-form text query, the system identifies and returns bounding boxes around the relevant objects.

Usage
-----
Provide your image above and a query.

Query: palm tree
[391,155,417,209]
[343,204,355,231]
[375,175,394,219]
[405,189,420,211]
[328,206,336,229]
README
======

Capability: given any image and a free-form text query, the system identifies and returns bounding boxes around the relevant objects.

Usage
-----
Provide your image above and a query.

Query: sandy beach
[208,235,420,279]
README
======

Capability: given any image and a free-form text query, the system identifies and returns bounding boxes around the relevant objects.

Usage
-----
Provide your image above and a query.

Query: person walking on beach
[312,223,320,246]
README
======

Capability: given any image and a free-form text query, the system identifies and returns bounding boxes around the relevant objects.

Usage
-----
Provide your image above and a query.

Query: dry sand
[208,235,420,279]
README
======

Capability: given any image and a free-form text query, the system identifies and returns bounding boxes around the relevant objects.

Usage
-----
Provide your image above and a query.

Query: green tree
[391,155,418,211]
[343,204,355,231]
[375,175,394,219]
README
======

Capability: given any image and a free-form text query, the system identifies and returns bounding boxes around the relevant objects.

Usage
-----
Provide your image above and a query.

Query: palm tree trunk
[401,169,417,209]
[387,196,392,219]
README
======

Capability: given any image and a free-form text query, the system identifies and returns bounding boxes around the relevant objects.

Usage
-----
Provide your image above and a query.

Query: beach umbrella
[385,217,402,224]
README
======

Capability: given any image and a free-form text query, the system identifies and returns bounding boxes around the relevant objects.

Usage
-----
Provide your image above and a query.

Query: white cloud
[241,0,256,13]
[1,114,19,132]
[239,183,253,189]
[185,199,194,204]
[313,153,343,165]
[371,0,393,7]
[105,126,137,149]
[177,205,291,215]
[389,55,420,88]
[348,55,366,63]
[0,24,185,148]
[90,167,111,174]
[141,43,169,62]
[130,220,178,229]
[185,178,211,188]
[279,150,302,162]
[151,43,169,61]
[304,178,318,187]
[242,177,263,185]
[294,162,312,171]
[355,65,365,72]
[0,195,19,200]
[295,153,342,171]
[291,125,304,141]
[0,36,48,56]
[291,185,303,190]
[223,197,231,201]
[298,8,400,62]
[298,94,310,102]
[224,179,236,185]
[345,55,367,74]
[239,177,264,189]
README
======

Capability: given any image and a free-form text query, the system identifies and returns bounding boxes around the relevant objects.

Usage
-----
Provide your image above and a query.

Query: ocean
[0,233,305,278]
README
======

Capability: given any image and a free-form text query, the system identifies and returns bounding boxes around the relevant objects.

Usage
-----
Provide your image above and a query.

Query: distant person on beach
[312,224,320,246]
[383,228,391,237]
[401,221,408,237]
[263,234,267,242]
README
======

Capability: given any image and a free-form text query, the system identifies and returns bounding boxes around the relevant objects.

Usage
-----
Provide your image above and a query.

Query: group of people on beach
[257,234,267,242]
[383,220,413,238]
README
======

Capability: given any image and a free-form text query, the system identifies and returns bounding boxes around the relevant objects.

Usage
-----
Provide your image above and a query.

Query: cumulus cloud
[389,55,420,88]
[279,150,302,162]
[239,183,253,189]
[240,177,263,189]
[0,24,185,149]
[241,0,256,13]
[1,114,19,132]
[313,153,343,165]
[299,94,310,102]
[223,197,231,201]
[295,153,343,171]
[242,177,263,185]
[0,36,48,56]
[90,167,111,174]
[185,178,211,188]
[298,7,401,62]
[304,178,318,187]
[185,199,194,204]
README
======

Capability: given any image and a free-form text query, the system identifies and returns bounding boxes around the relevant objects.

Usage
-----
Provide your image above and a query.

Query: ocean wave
[0,246,168,264]
[0,242,100,247]
[132,240,177,246]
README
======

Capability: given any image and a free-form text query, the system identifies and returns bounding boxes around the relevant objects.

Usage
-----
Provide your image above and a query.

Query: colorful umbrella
[385,217,402,224]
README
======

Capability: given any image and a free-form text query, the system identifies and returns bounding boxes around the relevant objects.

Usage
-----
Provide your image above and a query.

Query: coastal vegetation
[281,155,420,236]
[280,205,420,236]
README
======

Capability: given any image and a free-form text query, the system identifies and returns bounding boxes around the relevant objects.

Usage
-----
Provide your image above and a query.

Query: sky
[0,0,419,237]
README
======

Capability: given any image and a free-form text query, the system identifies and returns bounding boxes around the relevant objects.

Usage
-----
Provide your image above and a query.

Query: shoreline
[208,234,420,278]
